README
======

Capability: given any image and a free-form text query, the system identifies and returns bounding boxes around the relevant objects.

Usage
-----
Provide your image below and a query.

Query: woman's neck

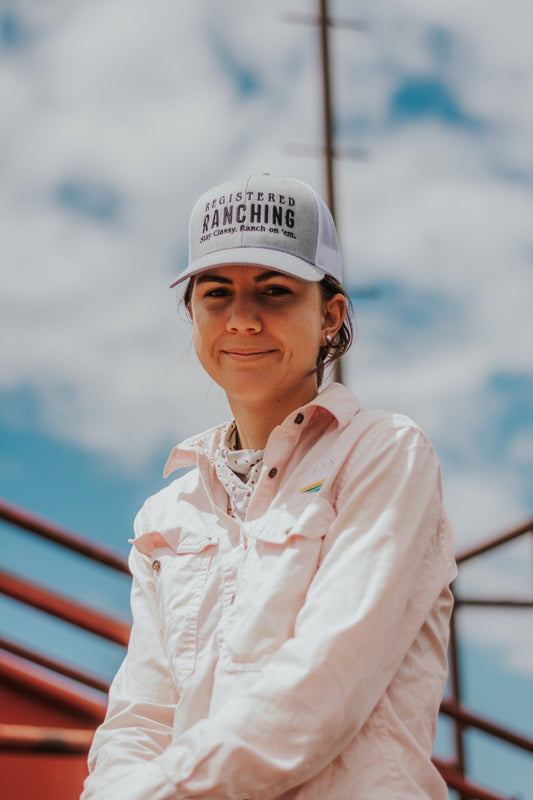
[227,384,319,450]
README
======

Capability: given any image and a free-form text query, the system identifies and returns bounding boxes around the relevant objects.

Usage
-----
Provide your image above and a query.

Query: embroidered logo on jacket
[298,457,335,493]
[299,479,325,493]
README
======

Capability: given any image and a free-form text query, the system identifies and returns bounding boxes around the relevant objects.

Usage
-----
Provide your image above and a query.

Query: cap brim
[169,246,324,288]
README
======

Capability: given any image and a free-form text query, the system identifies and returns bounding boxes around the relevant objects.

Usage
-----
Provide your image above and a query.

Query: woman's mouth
[222,349,275,361]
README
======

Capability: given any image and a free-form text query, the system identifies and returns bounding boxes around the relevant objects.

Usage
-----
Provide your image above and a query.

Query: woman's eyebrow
[196,273,233,285]
[254,270,287,283]
[195,270,286,286]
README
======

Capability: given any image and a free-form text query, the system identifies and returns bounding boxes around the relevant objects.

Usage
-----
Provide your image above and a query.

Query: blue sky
[1,1,532,796]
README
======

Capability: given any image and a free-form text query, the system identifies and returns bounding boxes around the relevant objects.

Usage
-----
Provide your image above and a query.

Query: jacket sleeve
[82,423,456,800]
[81,510,180,798]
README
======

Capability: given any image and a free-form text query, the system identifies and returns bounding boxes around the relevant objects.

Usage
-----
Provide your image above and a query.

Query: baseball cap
[170,174,342,287]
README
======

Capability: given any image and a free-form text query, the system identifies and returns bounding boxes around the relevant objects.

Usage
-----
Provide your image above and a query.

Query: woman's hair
[181,273,354,387]
[315,275,354,386]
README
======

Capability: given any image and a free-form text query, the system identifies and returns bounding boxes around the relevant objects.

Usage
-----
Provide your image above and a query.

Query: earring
[325,333,333,345]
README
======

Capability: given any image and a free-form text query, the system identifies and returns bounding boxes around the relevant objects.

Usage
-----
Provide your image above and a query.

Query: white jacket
[82,383,456,800]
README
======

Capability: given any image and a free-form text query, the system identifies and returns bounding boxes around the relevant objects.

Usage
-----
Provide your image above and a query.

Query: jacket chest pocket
[143,532,217,685]
[221,497,336,671]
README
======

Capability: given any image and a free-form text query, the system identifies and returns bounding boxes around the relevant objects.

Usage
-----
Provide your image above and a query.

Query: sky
[1,0,532,797]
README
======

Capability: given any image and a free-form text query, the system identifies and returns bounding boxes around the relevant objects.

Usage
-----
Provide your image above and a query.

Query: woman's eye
[264,285,291,296]
[204,288,231,298]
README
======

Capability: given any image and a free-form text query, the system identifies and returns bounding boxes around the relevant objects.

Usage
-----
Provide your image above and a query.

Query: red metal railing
[0,498,129,574]
[0,648,107,725]
[1,497,532,800]
[0,723,94,754]
[445,518,533,800]
[0,497,129,799]
[433,757,519,800]
[0,570,129,645]
[0,636,111,694]
[439,697,533,756]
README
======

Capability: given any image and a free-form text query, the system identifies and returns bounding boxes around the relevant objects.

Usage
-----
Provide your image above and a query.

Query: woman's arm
[81,523,180,797]
[84,424,455,800]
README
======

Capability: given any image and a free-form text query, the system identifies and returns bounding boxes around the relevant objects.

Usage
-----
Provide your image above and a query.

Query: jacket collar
[163,382,360,478]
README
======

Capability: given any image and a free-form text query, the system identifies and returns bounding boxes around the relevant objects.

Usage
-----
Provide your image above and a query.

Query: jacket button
[294,413,304,424]
[268,467,278,479]
[152,559,161,572]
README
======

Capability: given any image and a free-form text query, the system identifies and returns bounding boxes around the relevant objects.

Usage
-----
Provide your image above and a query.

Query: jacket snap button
[268,467,278,479]
[152,559,161,572]
[294,413,304,424]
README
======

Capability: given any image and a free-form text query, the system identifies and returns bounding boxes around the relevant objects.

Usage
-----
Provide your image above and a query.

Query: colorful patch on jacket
[299,479,325,493]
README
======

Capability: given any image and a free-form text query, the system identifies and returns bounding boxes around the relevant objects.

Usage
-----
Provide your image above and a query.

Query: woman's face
[189,264,344,410]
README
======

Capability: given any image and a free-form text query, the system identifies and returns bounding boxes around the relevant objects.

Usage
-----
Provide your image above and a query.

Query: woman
[82,174,457,799]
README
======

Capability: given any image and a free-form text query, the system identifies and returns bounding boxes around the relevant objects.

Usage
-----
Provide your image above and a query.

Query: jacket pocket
[134,529,217,686]
[221,497,335,671]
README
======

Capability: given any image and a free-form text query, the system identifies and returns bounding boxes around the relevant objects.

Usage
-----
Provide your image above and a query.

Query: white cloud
[1,0,311,461]
[458,607,533,678]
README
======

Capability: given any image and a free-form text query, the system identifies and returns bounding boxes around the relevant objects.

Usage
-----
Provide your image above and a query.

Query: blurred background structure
[1,1,532,797]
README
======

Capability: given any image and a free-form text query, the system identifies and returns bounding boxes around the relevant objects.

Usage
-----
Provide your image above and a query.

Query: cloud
[1,0,310,461]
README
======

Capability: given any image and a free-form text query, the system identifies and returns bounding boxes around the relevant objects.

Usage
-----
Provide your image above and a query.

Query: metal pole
[317,0,343,384]
[448,598,467,795]
[318,0,335,221]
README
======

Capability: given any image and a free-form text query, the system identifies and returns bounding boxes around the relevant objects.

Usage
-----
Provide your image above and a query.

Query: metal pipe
[453,598,533,609]
[318,0,335,220]
[0,636,111,694]
[440,698,533,754]
[447,600,467,782]
[432,757,515,800]
[0,569,130,646]
[0,649,107,723]
[456,519,533,564]
[0,722,94,754]
[317,0,344,386]
[0,497,130,574]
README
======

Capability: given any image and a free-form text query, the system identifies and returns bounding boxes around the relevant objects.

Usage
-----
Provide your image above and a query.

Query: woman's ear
[322,293,347,339]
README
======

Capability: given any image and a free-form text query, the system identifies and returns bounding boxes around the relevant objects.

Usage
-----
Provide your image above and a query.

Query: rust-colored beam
[0,569,130,646]
[0,636,111,694]
[447,604,466,783]
[0,723,94,754]
[0,497,130,574]
[456,519,533,564]
[433,757,515,800]
[440,698,533,754]
[454,597,533,609]
[0,649,107,724]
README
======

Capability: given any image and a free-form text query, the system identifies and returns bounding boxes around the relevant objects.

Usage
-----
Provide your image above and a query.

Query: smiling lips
[222,348,276,361]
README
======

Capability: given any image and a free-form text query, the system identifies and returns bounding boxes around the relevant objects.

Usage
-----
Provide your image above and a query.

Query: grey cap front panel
[189,175,318,269]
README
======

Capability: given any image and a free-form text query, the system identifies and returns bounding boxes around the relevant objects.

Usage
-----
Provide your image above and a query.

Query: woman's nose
[226,297,262,333]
